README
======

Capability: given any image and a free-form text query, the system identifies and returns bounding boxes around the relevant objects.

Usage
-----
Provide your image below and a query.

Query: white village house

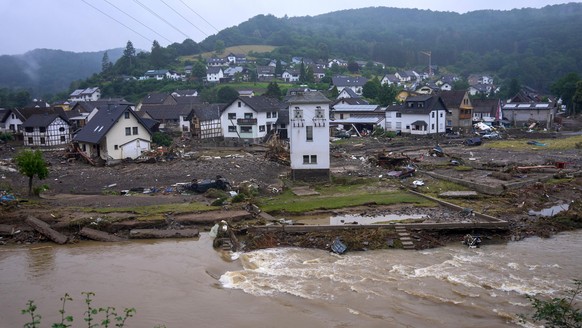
[220,96,283,144]
[69,87,101,102]
[22,113,71,147]
[73,104,152,164]
[385,95,448,135]
[288,91,331,181]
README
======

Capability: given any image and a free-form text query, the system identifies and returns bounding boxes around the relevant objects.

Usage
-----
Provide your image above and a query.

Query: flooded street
[1,231,581,327]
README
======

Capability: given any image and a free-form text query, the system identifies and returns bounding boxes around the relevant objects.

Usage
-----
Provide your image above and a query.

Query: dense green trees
[216,86,240,103]
[362,78,398,106]
[196,5,582,93]
[551,73,581,115]
[0,88,31,108]
[264,82,282,99]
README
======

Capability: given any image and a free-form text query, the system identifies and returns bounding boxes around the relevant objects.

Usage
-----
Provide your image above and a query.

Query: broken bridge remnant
[25,216,68,244]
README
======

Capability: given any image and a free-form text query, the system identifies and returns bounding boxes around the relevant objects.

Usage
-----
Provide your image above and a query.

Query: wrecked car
[335,130,352,139]
[186,176,231,193]
[482,132,500,140]
[464,137,482,146]
[387,165,416,179]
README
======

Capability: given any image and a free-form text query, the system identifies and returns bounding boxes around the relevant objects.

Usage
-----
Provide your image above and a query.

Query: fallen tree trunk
[129,228,199,239]
[80,227,126,242]
[25,216,68,244]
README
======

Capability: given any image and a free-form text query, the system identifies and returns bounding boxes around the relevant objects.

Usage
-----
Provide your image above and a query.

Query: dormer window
[418,102,424,108]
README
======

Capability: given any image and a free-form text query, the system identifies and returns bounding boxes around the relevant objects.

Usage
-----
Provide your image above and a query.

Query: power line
[81,0,153,43]
[131,0,191,40]
[177,0,221,34]
[158,0,209,38]
[101,0,173,43]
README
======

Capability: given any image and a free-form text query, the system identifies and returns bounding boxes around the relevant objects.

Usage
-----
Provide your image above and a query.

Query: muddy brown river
[1,231,581,327]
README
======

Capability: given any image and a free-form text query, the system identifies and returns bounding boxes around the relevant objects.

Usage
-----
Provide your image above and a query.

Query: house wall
[5,113,23,133]
[504,109,555,128]
[199,118,222,139]
[23,117,70,147]
[385,110,446,135]
[289,102,330,172]
[221,100,278,143]
[101,112,151,160]
[207,70,224,82]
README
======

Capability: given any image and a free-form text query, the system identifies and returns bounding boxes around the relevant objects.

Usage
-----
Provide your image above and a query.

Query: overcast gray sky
[0,0,577,55]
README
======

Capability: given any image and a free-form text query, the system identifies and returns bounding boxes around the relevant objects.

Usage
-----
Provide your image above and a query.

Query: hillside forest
[1,4,582,111]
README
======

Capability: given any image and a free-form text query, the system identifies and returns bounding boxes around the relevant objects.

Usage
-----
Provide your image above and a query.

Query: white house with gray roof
[331,76,368,96]
[220,96,283,144]
[69,87,101,102]
[385,95,448,135]
[22,113,71,147]
[73,105,151,163]
[288,91,331,181]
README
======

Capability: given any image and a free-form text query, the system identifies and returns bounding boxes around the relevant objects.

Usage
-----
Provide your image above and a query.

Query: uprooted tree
[15,149,49,196]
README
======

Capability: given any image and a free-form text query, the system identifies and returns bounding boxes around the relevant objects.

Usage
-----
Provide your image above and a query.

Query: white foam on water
[507,262,520,270]
[347,308,360,315]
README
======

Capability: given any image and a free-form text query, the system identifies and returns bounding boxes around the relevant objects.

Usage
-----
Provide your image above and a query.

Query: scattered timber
[129,228,199,239]
[80,227,127,242]
[25,216,68,244]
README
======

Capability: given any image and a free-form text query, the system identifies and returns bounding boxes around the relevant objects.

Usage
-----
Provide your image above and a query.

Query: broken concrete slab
[25,216,68,244]
[439,191,479,198]
[80,227,127,242]
[129,228,199,239]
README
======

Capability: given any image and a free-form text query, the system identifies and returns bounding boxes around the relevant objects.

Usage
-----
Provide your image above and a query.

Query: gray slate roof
[22,113,68,128]
[227,96,284,113]
[141,93,174,105]
[332,76,368,87]
[287,91,330,105]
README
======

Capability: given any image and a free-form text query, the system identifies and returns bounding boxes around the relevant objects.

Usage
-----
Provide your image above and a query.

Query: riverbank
[1,129,582,249]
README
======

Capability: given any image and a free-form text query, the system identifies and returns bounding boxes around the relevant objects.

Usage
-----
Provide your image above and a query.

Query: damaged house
[502,102,557,129]
[288,91,331,181]
[221,96,285,144]
[22,113,71,147]
[439,90,473,133]
[73,104,152,164]
[384,95,448,135]
[330,99,384,136]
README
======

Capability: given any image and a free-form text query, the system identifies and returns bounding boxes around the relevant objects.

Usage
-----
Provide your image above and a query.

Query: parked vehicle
[464,137,482,146]
[186,176,231,193]
[482,132,500,140]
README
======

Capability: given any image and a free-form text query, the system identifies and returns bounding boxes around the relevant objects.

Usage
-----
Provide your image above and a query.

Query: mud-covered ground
[1,122,581,249]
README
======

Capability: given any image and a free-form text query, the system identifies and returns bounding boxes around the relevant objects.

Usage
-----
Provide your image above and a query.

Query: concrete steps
[395,225,415,250]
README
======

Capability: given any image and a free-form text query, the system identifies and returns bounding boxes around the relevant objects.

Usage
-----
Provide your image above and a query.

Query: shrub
[152,132,173,147]
[0,131,14,142]
[231,193,246,203]
[520,279,582,327]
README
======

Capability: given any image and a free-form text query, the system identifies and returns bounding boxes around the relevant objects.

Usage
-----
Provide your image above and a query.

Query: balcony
[237,118,257,125]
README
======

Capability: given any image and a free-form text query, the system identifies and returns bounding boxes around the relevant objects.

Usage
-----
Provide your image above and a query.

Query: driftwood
[25,216,68,244]
[80,227,126,242]
[129,228,199,239]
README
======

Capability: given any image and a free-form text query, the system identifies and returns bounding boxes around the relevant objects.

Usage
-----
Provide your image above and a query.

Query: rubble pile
[244,228,401,252]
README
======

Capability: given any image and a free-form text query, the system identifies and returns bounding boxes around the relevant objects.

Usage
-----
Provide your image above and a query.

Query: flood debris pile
[243,228,402,252]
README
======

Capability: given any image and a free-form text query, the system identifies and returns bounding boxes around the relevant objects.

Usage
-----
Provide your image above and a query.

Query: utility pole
[420,51,432,77]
